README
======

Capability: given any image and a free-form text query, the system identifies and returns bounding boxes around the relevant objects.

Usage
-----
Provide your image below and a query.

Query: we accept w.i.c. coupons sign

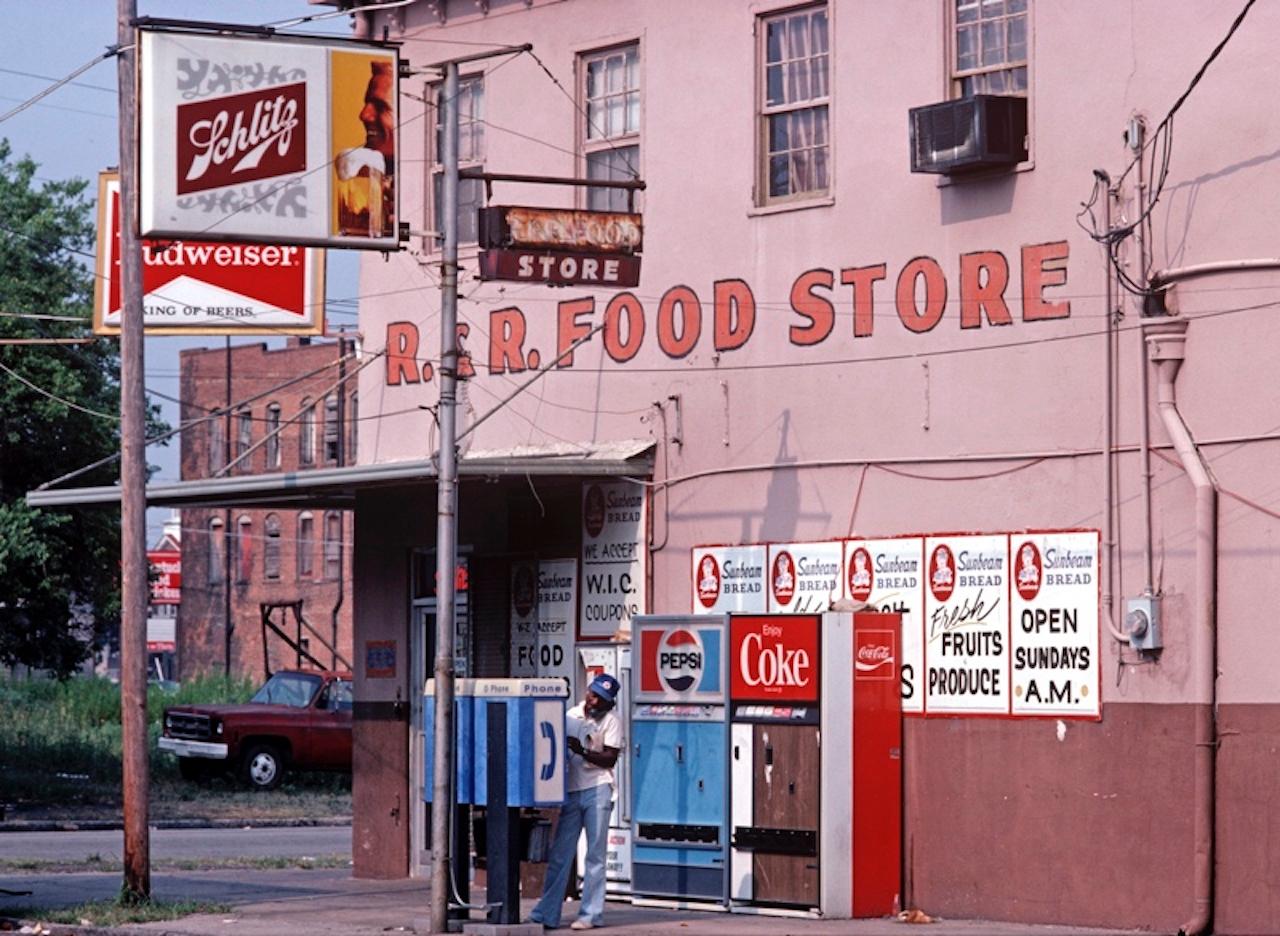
[692,530,1100,719]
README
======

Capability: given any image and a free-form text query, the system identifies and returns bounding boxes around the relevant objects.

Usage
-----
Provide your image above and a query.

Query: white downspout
[1143,317,1217,936]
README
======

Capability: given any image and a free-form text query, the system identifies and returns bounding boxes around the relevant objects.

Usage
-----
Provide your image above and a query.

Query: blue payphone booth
[630,615,730,906]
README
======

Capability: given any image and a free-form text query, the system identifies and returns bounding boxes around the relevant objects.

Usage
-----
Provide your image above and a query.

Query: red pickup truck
[158,669,353,790]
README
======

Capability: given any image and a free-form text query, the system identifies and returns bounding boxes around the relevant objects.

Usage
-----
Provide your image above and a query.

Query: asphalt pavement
[0,865,1150,936]
[0,825,350,863]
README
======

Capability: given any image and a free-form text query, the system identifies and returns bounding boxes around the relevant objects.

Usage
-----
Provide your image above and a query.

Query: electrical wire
[0,46,121,124]
[0,358,119,421]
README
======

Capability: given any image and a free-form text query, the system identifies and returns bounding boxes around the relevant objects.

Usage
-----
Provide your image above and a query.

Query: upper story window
[235,408,253,473]
[581,43,640,213]
[323,394,340,463]
[208,418,225,475]
[323,511,343,582]
[207,517,224,584]
[264,514,282,581]
[953,0,1028,97]
[298,512,315,580]
[758,4,830,206]
[265,403,282,470]
[233,515,252,585]
[430,74,485,247]
[299,398,315,467]
[348,392,358,463]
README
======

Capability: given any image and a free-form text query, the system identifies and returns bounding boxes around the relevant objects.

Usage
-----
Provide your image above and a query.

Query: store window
[429,74,485,247]
[581,43,640,212]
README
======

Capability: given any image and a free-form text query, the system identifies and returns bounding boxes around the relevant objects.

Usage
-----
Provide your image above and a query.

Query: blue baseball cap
[589,673,620,704]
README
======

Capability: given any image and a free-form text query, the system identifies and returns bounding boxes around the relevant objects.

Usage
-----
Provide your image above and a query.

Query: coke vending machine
[630,615,730,905]
[729,614,829,911]
[576,642,633,897]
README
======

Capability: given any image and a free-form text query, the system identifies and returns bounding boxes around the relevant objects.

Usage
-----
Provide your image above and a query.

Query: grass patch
[0,854,350,874]
[1,897,231,927]
[0,673,351,820]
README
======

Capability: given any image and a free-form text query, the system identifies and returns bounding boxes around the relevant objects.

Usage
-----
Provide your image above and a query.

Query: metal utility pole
[429,58,460,936]
[116,0,151,902]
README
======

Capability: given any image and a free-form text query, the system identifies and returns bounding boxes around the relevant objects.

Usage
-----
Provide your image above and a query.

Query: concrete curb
[0,816,352,833]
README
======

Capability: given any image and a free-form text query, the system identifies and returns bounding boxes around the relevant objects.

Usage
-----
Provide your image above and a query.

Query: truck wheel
[241,743,284,791]
[178,758,210,782]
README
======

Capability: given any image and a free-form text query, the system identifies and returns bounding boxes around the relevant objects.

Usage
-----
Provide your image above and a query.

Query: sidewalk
[0,868,1148,936]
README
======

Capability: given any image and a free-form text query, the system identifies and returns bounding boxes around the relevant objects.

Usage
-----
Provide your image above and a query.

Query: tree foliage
[0,140,166,677]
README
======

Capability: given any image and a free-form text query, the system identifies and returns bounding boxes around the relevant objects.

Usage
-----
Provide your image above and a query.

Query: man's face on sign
[359,64,395,159]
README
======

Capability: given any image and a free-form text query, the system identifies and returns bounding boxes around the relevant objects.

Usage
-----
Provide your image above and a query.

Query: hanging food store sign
[477,206,643,287]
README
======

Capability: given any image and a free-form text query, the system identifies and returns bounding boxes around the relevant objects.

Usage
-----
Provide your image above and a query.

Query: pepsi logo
[771,551,796,606]
[929,544,956,603]
[1015,540,1043,601]
[848,546,874,602]
[695,553,721,609]
[657,628,705,693]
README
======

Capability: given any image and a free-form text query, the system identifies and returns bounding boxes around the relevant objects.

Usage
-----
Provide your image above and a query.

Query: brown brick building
[178,339,356,681]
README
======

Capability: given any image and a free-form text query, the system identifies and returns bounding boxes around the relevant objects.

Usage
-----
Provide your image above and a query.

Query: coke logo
[695,554,721,609]
[847,546,874,602]
[1014,541,1042,601]
[929,544,956,603]
[854,630,896,680]
[738,632,811,691]
[583,484,606,539]
[176,83,307,195]
[657,628,704,693]
[854,643,894,674]
[771,550,796,606]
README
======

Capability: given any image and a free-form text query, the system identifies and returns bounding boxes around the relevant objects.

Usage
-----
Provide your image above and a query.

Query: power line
[0,46,121,124]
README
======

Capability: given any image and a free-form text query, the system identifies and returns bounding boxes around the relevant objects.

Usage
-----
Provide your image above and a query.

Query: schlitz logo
[177,82,306,195]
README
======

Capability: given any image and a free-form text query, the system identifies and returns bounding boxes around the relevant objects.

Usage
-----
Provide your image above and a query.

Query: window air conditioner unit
[909,94,1028,175]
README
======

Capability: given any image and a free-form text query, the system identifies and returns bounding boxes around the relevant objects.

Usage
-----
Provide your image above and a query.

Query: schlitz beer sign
[478,206,643,288]
[139,27,400,250]
[94,173,323,335]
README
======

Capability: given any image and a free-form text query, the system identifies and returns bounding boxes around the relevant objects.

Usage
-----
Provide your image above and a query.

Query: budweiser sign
[177,84,307,194]
[730,615,820,702]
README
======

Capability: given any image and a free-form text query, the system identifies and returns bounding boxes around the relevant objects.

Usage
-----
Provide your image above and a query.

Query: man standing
[530,674,622,931]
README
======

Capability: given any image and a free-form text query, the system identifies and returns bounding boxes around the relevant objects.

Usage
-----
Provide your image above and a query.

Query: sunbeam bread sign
[139,28,400,250]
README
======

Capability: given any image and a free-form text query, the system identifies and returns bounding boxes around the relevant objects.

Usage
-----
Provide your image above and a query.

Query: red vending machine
[851,611,903,917]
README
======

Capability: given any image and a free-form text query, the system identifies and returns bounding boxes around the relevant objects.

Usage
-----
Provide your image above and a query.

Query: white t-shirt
[565,701,623,793]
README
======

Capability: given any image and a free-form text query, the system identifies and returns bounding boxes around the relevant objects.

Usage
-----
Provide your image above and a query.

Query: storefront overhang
[26,439,655,512]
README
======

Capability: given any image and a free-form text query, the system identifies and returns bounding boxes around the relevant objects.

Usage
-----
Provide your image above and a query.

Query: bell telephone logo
[929,544,956,603]
[638,624,721,698]
[695,553,721,609]
[731,615,819,702]
[854,630,896,681]
[771,550,796,606]
[1014,540,1043,601]
[847,546,874,602]
[176,83,307,195]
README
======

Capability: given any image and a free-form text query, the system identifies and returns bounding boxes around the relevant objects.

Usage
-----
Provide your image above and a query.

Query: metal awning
[26,439,655,511]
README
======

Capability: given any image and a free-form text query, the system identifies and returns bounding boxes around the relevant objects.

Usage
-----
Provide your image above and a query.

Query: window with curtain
[953,0,1028,98]
[581,43,640,213]
[264,514,282,580]
[297,512,314,580]
[299,398,315,466]
[430,74,485,247]
[758,4,830,205]
[323,511,342,582]
[265,403,282,469]
[207,517,224,584]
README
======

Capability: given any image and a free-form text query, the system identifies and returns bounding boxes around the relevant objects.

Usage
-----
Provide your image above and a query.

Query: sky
[0,0,360,540]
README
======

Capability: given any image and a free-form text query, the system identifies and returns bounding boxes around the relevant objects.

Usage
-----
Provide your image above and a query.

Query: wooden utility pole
[116,0,151,902]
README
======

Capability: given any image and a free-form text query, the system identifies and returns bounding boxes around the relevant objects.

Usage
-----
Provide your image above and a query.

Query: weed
[0,897,231,927]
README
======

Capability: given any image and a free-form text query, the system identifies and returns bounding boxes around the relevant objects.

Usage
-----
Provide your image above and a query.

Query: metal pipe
[1151,258,1280,288]
[1099,176,1126,643]
[429,59,460,936]
[1135,152,1155,591]
[1144,318,1217,936]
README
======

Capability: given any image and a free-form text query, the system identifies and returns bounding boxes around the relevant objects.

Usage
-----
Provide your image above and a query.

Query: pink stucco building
[343,2,1280,931]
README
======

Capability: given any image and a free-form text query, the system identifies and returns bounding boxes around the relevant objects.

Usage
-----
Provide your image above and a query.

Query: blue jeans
[529,784,613,928]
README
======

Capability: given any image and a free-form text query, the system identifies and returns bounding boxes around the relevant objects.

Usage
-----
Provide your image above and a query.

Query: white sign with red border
[536,559,577,684]
[766,541,843,613]
[1009,531,1100,717]
[691,544,766,614]
[923,534,1010,715]
[844,537,924,713]
[580,482,646,638]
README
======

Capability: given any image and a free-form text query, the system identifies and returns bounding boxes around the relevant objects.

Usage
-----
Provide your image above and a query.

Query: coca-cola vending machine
[728,614,830,911]
[576,642,633,897]
[629,615,730,906]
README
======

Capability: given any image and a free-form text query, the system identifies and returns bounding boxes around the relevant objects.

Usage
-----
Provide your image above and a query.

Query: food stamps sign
[140,28,400,249]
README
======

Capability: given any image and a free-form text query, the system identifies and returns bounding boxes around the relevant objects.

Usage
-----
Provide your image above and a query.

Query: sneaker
[570,921,594,931]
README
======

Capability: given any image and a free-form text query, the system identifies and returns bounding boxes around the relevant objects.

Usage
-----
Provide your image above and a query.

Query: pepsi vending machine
[630,615,730,906]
